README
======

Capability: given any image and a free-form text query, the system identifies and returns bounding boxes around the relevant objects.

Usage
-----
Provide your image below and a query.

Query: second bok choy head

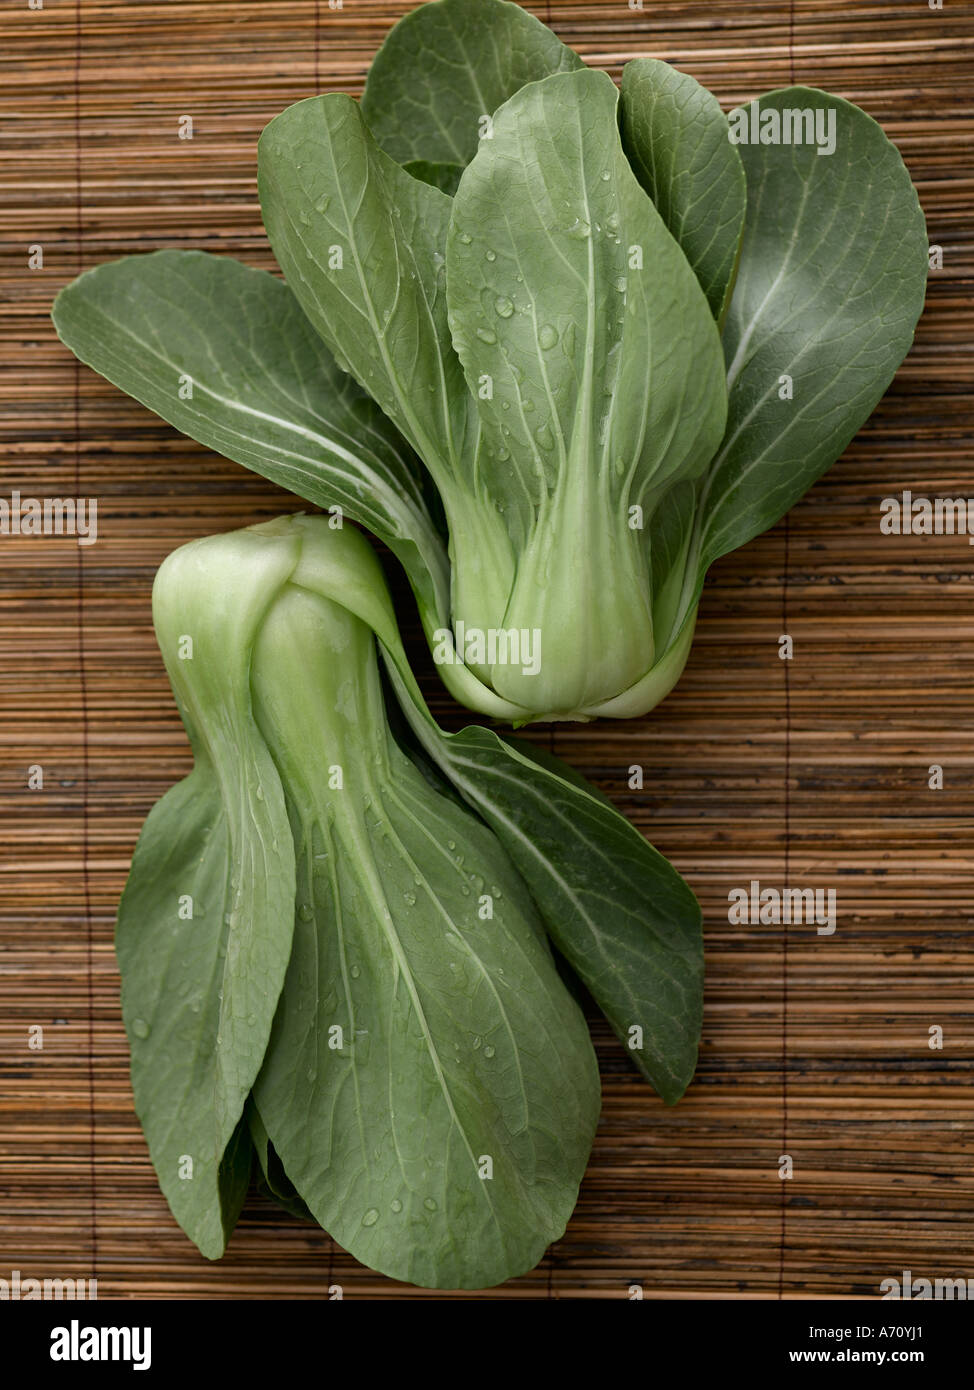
[121,513,599,1288]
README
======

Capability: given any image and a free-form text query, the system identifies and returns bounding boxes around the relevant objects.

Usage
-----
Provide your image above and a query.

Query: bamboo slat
[1,0,972,1299]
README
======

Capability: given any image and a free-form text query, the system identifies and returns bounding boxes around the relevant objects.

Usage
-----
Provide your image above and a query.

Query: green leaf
[360,0,582,168]
[50,250,450,629]
[698,87,928,575]
[403,159,465,196]
[620,58,747,322]
[448,67,726,537]
[249,553,599,1289]
[258,95,474,492]
[116,528,299,1258]
[404,721,704,1104]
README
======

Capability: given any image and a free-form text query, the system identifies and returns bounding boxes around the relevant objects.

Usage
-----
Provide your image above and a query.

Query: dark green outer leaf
[50,250,450,629]
[698,87,928,578]
[404,159,465,196]
[258,95,475,493]
[247,1100,313,1222]
[360,0,582,167]
[620,58,747,322]
[403,718,704,1104]
[116,531,299,1258]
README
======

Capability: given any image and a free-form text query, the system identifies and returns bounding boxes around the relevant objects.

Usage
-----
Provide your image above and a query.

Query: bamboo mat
[1,0,972,1300]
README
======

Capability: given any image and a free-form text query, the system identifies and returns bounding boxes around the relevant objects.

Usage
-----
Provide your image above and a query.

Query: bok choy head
[121,513,599,1287]
[50,0,928,724]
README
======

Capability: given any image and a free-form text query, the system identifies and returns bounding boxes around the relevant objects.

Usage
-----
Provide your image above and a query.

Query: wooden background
[1,0,972,1300]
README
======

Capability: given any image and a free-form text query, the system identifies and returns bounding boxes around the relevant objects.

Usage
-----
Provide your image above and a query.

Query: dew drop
[298,903,313,922]
[535,424,555,451]
[476,327,497,344]
[493,295,514,318]
[458,232,472,244]
[350,964,361,979]
[403,891,417,906]
[565,218,590,240]
[314,194,330,214]
[423,1197,438,1212]
[614,276,628,293]
[538,324,558,350]
[132,1018,150,1040]
[484,1045,496,1059]
[362,1208,379,1227]
[391,1198,403,1213]
[600,169,611,182]
[255,785,264,801]
[484,249,496,262]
